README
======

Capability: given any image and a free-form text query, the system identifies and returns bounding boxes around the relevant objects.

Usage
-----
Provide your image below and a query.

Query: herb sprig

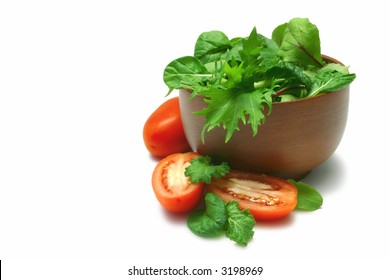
[187,193,256,246]
[184,155,230,184]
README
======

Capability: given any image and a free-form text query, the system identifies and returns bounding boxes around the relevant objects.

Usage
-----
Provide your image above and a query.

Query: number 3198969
[221,266,263,276]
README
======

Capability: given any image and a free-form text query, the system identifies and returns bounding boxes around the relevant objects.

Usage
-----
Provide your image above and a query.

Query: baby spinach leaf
[271,22,287,47]
[320,62,351,74]
[288,180,323,211]
[163,56,211,93]
[187,193,227,237]
[273,18,324,68]
[308,70,356,97]
[279,94,298,102]
[266,62,312,96]
[194,31,232,64]
[225,201,255,246]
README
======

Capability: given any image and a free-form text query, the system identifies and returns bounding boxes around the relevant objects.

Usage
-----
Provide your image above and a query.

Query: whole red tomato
[143,97,191,157]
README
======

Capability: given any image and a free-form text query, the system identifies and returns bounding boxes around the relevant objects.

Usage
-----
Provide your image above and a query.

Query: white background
[1,0,389,279]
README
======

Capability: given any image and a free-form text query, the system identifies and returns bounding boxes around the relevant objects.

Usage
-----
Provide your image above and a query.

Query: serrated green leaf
[184,156,230,184]
[239,27,265,65]
[222,61,243,87]
[196,88,273,142]
[225,201,255,246]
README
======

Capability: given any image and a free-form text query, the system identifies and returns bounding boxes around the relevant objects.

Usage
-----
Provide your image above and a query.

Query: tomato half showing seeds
[143,97,191,158]
[152,152,204,213]
[207,170,298,221]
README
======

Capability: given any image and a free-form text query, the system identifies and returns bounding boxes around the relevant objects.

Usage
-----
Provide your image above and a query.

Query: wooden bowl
[179,56,349,180]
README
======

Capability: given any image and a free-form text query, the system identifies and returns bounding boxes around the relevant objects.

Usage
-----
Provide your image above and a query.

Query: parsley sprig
[187,193,255,246]
[184,156,230,184]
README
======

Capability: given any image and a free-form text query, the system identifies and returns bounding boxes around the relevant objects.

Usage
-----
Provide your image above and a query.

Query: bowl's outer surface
[179,84,349,180]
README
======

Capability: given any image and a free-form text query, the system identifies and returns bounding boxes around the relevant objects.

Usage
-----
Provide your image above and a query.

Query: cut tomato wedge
[152,152,204,213]
[207,170,298,221]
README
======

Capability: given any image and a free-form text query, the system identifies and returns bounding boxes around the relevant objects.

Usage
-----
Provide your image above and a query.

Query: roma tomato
[143,97,191,158]
[207,170,297,221]
[152,152,204,213]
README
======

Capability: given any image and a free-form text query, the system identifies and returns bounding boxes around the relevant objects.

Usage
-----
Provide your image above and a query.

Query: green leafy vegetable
[308,67,356,97]
[194,31,232,63]
[273,18,323,67]
[197,87,273,142]
[163,56,211,94]
[187,193,227,237]
[184,156,230,184]
[163,17,356,142]
[187,193,255,246]
[288,180,323,211]
[225,201,255,246]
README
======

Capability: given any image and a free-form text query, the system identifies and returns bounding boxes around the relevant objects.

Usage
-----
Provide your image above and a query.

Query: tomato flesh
[207,170,297,221]
[152,152,204,213]
[143,97,191,157]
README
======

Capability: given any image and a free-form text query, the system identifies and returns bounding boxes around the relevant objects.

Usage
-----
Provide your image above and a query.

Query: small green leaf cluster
[187,193,255,246]
[184,156,230,184]
[163,18,356,142]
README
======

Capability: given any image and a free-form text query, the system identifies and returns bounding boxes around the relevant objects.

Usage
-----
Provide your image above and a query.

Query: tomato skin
[152,152,204,213]
[143,97,191,158]
[206,170,298,221]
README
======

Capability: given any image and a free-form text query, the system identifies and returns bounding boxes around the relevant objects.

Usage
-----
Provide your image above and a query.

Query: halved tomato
[152,152,204,213]
[207,170,297,221]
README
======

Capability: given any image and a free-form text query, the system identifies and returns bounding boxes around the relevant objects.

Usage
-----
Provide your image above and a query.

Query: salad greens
[163,18,356,142]
[187,193,255,246]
